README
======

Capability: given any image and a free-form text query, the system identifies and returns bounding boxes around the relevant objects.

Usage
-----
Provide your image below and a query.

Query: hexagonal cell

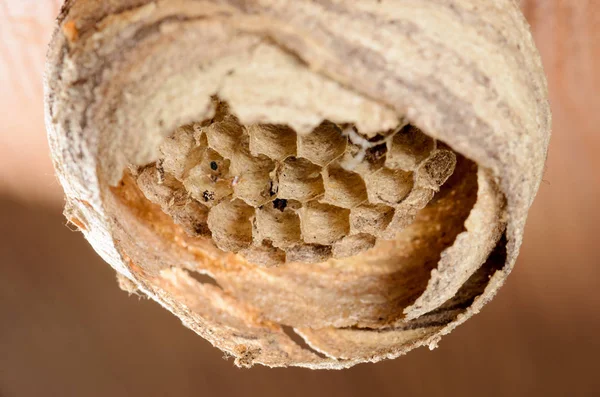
[187,147,230,179]
[239,241,286,268]
[137,166,210,237]
[417,149,457,190]
[254,200,302,249]
[233,171,275,207]
[364,168,414,205]
[276,157,324,202]
[299,202,350,245]
[402,187,435,210]
[207,199,254,252]
[159,125,204,180]
[286,244,332,264]
[297,121,346,166]
[248,124,297,161]
[229,147,276,207]
[321,165,368,209]
[385,125,435,170]
[184,149,233,207]
[332,234,376,259]
[349,204,394,236]
[204,115,245,159]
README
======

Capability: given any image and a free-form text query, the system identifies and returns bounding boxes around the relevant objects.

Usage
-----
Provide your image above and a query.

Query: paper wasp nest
[45,0,550,368]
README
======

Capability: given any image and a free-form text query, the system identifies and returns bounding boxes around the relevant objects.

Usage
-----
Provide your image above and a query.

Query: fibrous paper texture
[45,0,550,368]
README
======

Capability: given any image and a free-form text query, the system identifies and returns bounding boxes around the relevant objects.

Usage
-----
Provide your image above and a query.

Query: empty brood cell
[276,157,325,202]
[248,124,297,161]
[207,199,255,252]
[254,200,302,249]
[229,149,276,207]
[297,121,347,166]
[203,115,245,159]
[364,167,414,205]
[349,204,395,237]
[321,165,368,209]
[299,201,350,245]
[385,125,435,170]
[339,141,387,176]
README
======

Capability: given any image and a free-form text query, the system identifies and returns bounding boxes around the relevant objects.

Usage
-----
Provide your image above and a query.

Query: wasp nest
[46,0,550,369]
[136,101,456,267]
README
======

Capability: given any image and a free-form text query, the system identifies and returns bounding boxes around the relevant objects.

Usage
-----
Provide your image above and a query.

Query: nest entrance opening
[134,100,459,267]
[111,97,480,329]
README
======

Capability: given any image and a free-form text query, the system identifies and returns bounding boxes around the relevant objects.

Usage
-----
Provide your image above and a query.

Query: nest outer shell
[45,0,551,368]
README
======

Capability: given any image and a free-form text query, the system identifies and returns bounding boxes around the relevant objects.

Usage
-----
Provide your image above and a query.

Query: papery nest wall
[45,0,550,368]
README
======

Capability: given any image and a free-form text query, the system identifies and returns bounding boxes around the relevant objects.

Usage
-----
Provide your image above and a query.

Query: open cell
[248,124,297,161]
[349,204,395,236]
[230,150,276,207]
[385,125,435,170]
[232,171,275,207]
[364,168,414,205]
[254,201,302,249]
[297,121,347,166]
[204,115,245,159]
[276,157,325,202]
[321,165,368,209]
[207,199,255,252]
[417,149,457,190]
[299,202,350,246]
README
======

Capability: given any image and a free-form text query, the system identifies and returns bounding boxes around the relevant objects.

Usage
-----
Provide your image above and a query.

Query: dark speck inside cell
[202,191,215,202]
[210,161,218,171]
[273,198,288,212]
[366,143,387,162]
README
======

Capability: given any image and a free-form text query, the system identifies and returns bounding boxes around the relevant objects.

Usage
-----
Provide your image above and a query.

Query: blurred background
[1,1,599,396]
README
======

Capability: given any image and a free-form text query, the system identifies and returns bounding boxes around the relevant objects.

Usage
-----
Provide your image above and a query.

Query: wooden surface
[1,1,599,396]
